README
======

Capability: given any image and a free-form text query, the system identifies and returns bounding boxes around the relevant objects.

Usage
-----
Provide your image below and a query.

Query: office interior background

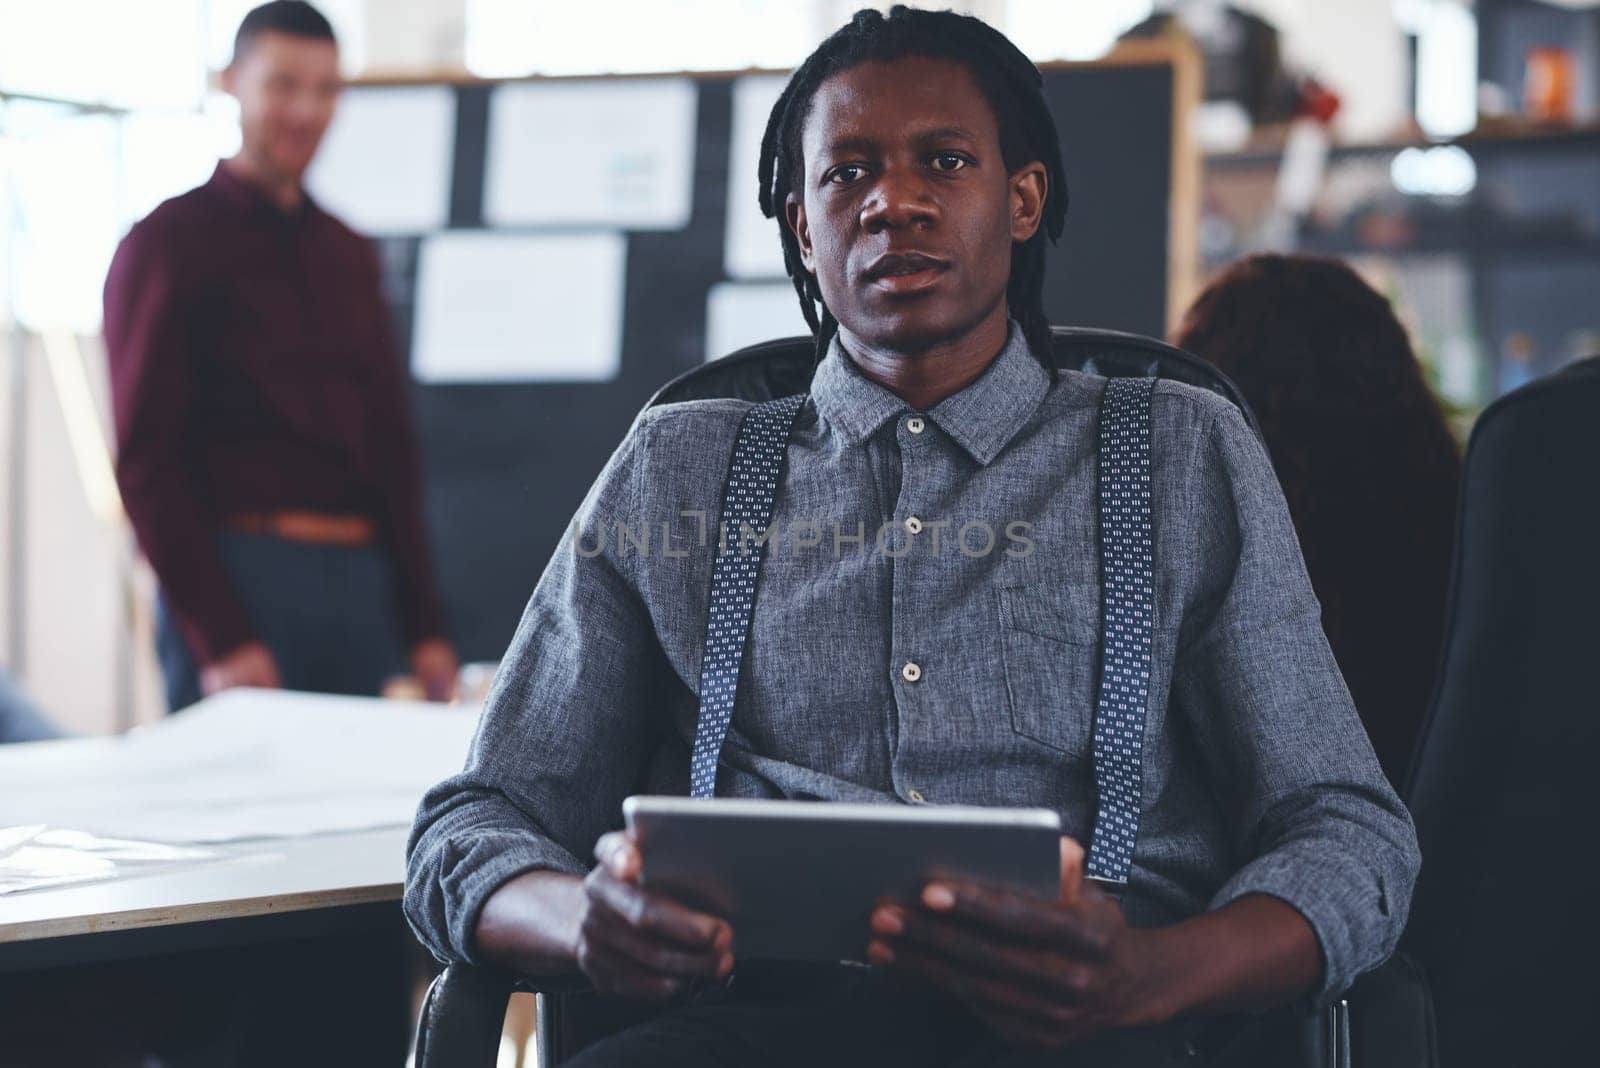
[1,0,1597,733]
[2,2,1598,1066]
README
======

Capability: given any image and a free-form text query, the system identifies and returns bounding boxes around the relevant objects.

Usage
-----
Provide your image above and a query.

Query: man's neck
[223,152,304,214]
[837,307,1011,412]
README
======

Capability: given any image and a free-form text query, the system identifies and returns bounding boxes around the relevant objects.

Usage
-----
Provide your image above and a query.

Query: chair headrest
[646,326,1260,435]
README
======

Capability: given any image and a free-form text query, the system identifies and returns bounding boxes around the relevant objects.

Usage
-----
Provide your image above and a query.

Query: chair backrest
[1401,355,1600,1067]
[645,326,1262,438]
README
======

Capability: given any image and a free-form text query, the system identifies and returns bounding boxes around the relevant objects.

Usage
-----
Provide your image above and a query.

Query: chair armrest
[413,963,597,1068]
[1346,952,1437,1068]
[413,963,512,1068]
[511,970,594,996]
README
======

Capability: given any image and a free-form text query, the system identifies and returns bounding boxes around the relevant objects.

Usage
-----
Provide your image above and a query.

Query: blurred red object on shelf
[1524,47,1575,123]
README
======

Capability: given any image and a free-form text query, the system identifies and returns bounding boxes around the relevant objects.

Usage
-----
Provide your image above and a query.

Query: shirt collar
[809,319,1050,466]
[207,160,318,222]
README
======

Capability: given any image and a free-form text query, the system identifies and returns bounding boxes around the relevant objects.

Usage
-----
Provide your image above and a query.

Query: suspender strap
[1085,376,1157,884]
[689,393,809,799]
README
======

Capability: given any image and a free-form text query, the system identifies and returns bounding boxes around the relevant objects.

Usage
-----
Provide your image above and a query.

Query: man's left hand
[410,638,460,702]
[866,837,1167,1048]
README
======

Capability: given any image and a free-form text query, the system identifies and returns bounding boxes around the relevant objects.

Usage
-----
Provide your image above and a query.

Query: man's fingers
[870,907,1099,999]
[916,879,1114,960]
[575,935,685,1001]
[1059,837,1084,905]
[867,937,1081,1033]
[593,831,641,882]
[582,906,732,980]
[585,868,731,952]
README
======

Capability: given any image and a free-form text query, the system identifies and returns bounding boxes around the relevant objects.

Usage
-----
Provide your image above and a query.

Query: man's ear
[1009,161,1048,244]
[785,193,816,273]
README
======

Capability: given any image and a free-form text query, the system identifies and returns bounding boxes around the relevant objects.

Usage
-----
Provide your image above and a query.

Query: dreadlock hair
[757,5,1069,377]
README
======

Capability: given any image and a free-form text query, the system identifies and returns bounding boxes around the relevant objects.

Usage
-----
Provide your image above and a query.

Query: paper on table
[706,282,808,362]
[305,86,456,234]
[485,78,696,230]
[0,825,223,895]
[724,76,790,279]
[0,690,480,845]
[411,230,626,383]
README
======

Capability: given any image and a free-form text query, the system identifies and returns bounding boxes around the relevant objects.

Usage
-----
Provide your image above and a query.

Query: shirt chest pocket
[995,581,1100,757]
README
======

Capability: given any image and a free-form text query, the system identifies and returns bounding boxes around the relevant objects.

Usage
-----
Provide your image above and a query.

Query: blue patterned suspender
[688,381,1158,886]
[688,394,809,799]
[1083,377,1156,885]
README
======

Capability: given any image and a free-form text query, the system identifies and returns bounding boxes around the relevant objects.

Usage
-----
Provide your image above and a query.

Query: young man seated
[405,8,1419,1065]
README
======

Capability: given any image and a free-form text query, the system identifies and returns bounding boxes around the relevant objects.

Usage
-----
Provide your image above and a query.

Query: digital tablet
[622,796,1063,963]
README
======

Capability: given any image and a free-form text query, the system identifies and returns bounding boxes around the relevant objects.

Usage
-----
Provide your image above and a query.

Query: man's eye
[932,154,968,172]
[828,164,866,185]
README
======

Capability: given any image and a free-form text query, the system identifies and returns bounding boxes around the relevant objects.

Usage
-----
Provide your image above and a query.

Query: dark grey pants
[156,530,408,712]
[562,962,1296,1067]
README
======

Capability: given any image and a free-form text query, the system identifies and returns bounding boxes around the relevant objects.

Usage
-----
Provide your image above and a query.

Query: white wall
[1239,0,1412,142]
[2,331,165,734]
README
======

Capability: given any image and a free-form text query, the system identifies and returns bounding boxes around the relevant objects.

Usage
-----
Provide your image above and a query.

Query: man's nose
[859,167,938,232]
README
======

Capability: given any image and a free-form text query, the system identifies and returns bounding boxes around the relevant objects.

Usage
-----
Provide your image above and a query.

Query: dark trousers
[157,530,408,712]
[562,962,1300,1067]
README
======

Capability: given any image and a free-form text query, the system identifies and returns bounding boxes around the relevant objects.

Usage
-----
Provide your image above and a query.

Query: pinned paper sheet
[724,76,790,279]
[485,79,697,230]
[706,282,808,362]
[305,86,456,234]
[412,231,626,383]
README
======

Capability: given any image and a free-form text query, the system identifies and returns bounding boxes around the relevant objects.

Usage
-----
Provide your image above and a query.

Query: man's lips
[863,252,951,294]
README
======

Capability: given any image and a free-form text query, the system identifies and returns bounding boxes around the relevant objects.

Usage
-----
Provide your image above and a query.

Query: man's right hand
[199,641,282,695]
[576,830,735,1000]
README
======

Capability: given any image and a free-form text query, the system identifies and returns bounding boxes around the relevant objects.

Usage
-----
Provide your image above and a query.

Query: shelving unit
[1196,1,1600,423]
[1201,122,1600,421]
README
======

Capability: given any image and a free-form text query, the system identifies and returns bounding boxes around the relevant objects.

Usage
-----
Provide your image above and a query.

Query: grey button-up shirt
[405,322,1420,1001]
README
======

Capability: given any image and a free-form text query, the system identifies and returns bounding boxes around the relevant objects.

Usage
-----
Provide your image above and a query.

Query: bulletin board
[324,42,1200,660]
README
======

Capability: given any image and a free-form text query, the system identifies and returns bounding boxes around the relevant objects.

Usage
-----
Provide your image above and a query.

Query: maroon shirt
[103,161,446,665]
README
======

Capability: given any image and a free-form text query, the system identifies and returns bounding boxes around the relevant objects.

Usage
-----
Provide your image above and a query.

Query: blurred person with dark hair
[103,1,457,711]
[1175,254,1461,786]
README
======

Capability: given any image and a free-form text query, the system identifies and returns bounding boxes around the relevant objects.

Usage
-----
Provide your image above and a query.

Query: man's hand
[200,641,282,695]
[575,830,735,1000]
[410,638,460,702]
[866,838,1166,1048]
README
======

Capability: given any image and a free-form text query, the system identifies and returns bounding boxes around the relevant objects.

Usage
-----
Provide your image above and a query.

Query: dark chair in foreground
[413,327,1428,1068]
[1400,355,1600,1068]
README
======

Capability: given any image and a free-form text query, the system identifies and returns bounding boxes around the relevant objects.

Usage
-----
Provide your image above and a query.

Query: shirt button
[904,515,923,535]
[906,789,926,804]
[906,416,926,434]
[900,661,922,683]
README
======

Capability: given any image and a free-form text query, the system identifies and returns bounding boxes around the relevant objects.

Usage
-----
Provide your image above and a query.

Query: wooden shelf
[1205,122,1600,170]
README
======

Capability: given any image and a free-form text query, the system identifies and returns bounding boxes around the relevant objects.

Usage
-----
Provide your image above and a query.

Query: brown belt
[225,511,377,547]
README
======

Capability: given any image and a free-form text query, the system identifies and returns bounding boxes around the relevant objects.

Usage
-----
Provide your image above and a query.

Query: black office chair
[412,326,1429,1068]
[1399,355,1600,1068]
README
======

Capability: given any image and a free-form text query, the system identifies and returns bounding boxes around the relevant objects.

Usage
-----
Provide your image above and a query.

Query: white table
[0,690,477,971]
[0,827,408,969]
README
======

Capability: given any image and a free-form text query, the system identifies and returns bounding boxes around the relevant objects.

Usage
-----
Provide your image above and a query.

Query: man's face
[786,56,1046,355]
[223,31,340,183]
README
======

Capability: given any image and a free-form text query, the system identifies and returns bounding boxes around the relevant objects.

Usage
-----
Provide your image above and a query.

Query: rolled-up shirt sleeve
[404,410,665,964]
[1172,403,1421,1004]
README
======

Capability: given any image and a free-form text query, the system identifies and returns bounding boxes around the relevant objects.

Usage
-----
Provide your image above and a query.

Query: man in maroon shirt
[103,1,458,711]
